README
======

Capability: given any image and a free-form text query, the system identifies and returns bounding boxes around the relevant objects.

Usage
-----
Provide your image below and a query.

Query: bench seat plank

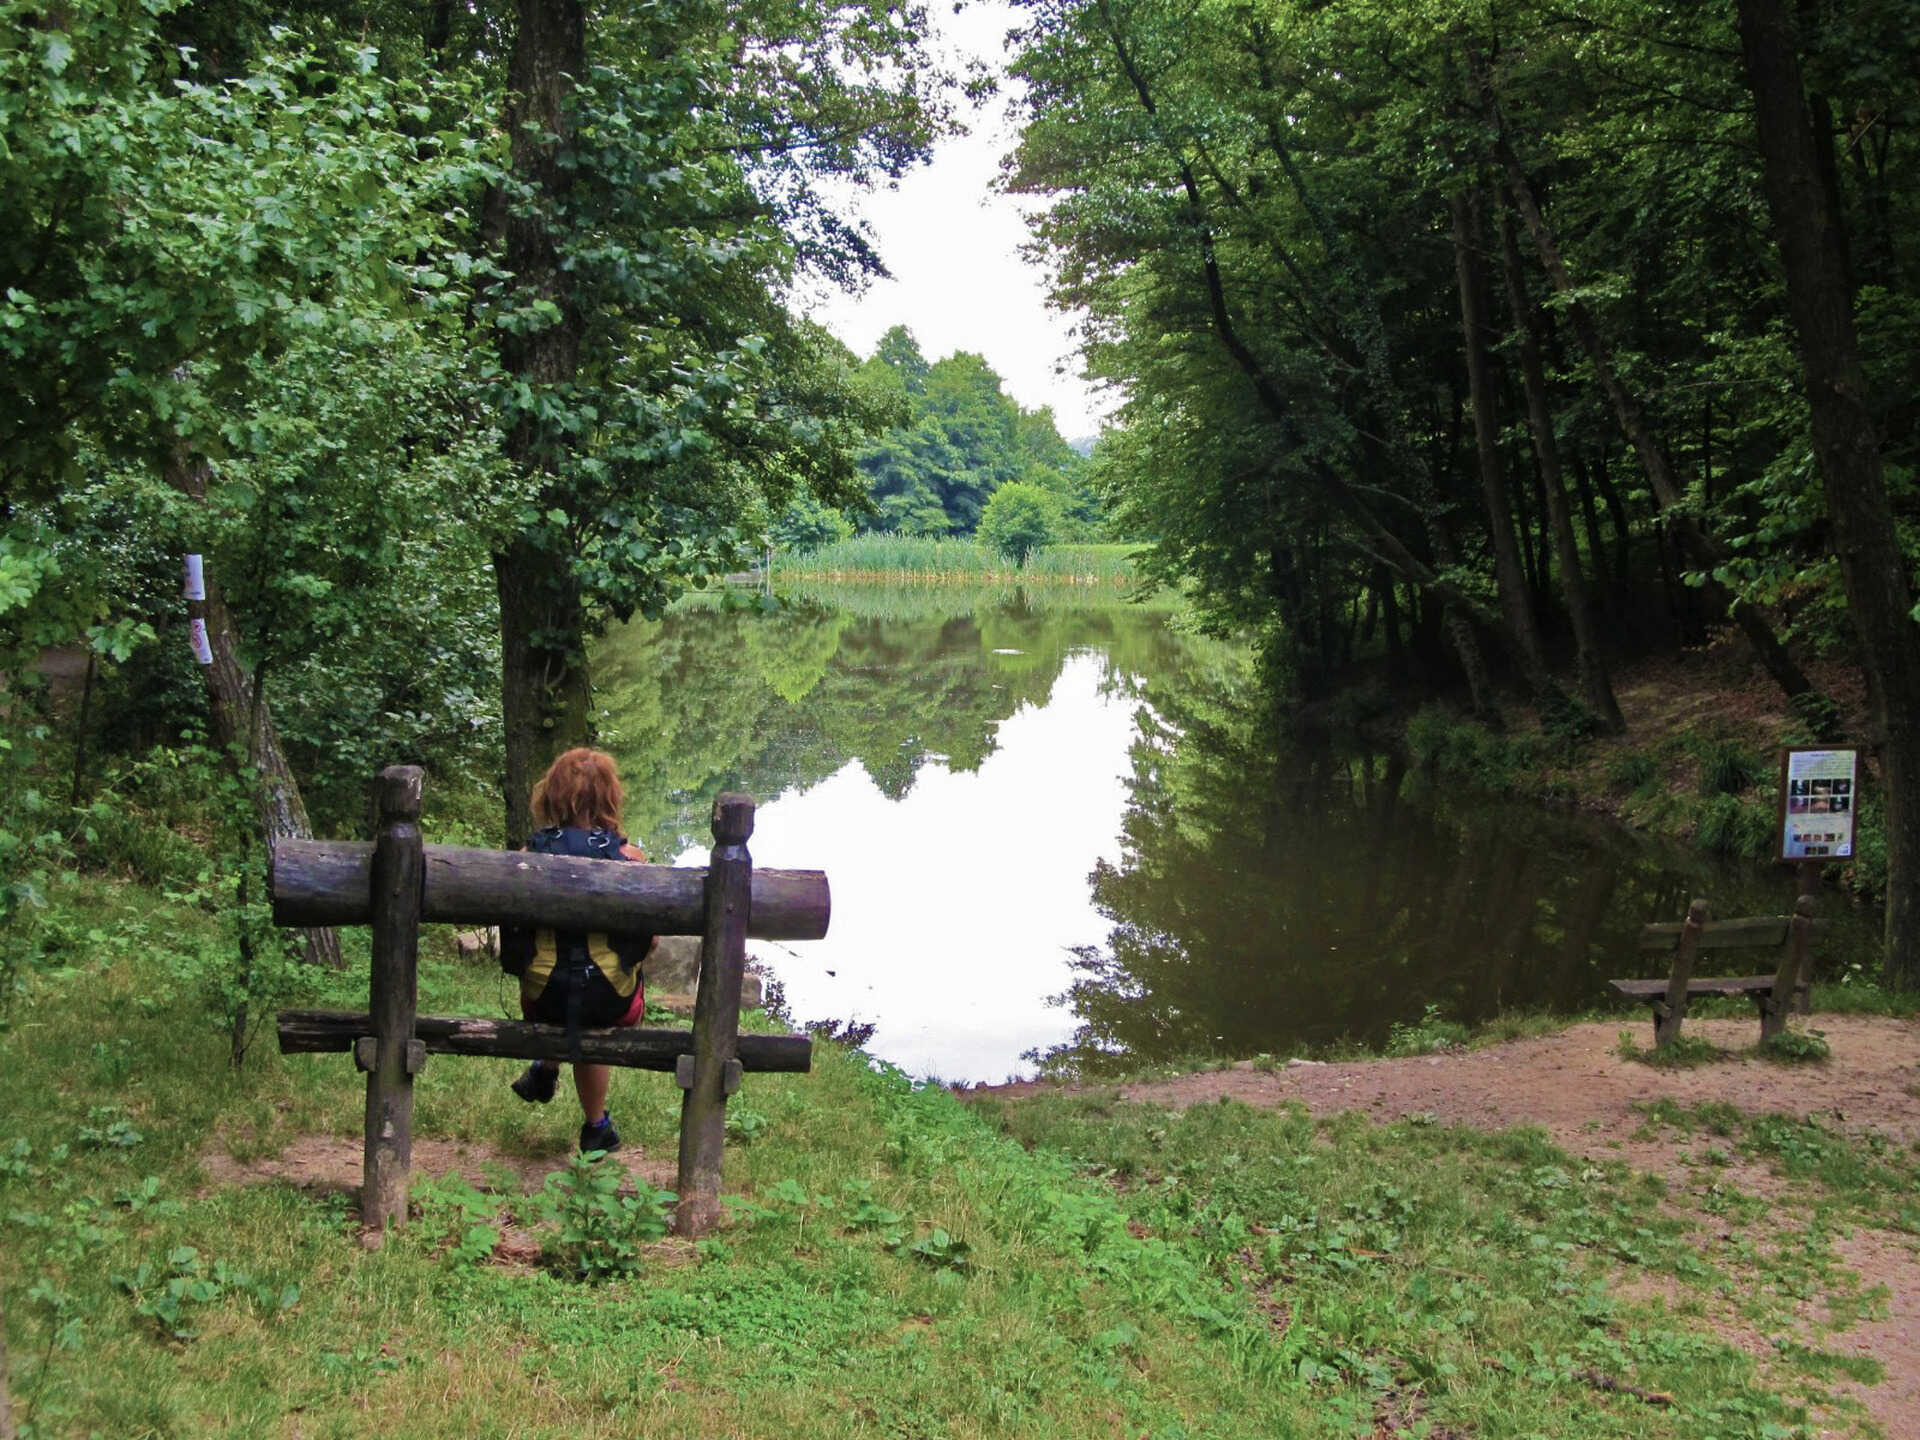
[277,1009,812,1072]
[1607,976,1777,1000]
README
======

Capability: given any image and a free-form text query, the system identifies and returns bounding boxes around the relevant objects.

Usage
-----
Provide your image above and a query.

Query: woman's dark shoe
[579,1113,621,1155]
[510,1062,558,1104]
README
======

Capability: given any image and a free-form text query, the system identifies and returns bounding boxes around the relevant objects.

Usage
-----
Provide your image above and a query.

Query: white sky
[795,1,1114,442]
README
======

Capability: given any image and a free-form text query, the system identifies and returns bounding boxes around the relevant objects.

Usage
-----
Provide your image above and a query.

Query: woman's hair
[530,748,625,832]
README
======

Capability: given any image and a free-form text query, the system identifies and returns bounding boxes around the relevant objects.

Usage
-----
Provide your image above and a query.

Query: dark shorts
[521,964,645,1030]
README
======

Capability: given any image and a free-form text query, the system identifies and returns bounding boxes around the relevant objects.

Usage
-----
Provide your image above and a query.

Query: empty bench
[1608,896,1818,1048]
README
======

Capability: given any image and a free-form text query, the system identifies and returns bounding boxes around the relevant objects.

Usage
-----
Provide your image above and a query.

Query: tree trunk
[1497,201,1625,731]
[490,0,591,840]
[495,542,591,844]
[1568,453,1612,607]
[1445,188,1547,691]
[1493,122,1819,703]
[166,447,342,969]
[1738,0,1920,989]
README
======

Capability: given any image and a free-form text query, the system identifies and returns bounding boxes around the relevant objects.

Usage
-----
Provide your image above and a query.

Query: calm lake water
[594,584,1882,1083]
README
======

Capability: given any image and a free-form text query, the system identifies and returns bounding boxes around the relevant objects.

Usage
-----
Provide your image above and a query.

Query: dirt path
[975,1015,1920,1438]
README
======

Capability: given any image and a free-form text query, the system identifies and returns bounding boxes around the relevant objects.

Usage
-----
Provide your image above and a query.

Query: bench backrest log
[272,765,826,1238]
[270,840,829,939]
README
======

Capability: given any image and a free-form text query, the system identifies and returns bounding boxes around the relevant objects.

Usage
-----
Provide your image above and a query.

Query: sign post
[1776,746,1858,1014]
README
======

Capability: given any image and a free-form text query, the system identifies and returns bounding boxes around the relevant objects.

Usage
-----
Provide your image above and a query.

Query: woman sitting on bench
[501,748,656,1154]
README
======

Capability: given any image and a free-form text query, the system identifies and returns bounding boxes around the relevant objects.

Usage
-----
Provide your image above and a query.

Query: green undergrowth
[984,1090,1880,1438]
[1401,704,1888,897]
[0,866,1903,1437]
[1631,1097,1920,1235]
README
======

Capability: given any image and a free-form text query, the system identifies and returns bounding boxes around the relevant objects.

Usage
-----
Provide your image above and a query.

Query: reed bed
[781,535,1143,584]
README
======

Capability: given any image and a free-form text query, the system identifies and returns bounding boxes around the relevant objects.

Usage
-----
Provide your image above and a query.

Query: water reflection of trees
[591,586,1200,856]
[1043,678,1856,1071]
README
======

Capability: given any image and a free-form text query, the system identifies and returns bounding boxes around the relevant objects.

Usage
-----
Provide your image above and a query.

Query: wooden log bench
[270,766,828,1238]
[1607,896,1819,1048]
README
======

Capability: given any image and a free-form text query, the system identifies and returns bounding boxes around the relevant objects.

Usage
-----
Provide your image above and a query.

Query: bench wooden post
[362,766,424,1234]
[1655,898,1709,1047]
[1763,892,1819,1041]
[675,793,753,1236]
[1793,863,1819,1015]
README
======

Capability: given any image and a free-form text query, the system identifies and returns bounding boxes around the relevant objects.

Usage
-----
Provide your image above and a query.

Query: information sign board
[1778,747,1858,862]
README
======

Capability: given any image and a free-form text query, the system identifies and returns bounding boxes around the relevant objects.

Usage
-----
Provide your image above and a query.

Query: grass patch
[981,1092,1824,1437]
[1382,1004,1468,1057]
[1615,1030,1726,1068]
[784,536,1143,585]
[1758,1028,1832,1064]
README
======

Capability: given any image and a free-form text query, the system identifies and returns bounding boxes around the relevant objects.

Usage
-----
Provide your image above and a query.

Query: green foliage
[113,1245,299,1344]
[976,483,1059,568]
[1604,749,1663,795]
[1615,1031,1724,1068]
[854,329,1097,538]
[1687,735,1768,798]
[1383,1005,1468,1058]
[726,1106,773,1144]
[1692,793,1778,858]
[1760,1028,1832,1065]
[1403,706,1531,791]
[412,1173,503,1268]
[787,535,1139,583]
[533,1152,674,1280]
[1005,0,1920,722]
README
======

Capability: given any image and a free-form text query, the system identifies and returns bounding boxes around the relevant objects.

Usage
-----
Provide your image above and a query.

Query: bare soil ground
[198,1133,678,1200]
[974,1015,1920,1439]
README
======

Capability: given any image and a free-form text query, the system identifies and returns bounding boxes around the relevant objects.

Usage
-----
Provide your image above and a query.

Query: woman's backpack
[497,826,632,978]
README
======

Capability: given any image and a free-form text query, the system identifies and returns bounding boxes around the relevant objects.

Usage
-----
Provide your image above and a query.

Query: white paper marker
[183,553,206,601]
[188,618,213,665]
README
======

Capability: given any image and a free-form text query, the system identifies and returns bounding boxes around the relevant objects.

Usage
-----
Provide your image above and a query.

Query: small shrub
[1760,1028,1831,1064]
[412,1173,502,1267]
[1604,749,1661,795]
[534,1152,674,1280]
[1689,734,1767,797]
[1693,792,1775,856]
[1539,689,1601,747]
[1616,1030,1723,1068]
[725,1107,772,1144]
[1384,1004,1468,1057]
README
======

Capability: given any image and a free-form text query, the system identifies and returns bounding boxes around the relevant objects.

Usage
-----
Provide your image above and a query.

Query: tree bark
[1737,0,1920,988]
[489,0,592,842]
[1497,200,1625,731]
[1450,185,1554,702]
[166,446,342,969]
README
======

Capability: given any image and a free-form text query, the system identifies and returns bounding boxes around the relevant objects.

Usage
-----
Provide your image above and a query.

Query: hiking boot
[579,1113,621,1155]
[510,1062,558,1104]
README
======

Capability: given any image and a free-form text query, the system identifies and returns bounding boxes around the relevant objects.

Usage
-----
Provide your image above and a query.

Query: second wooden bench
[1608,896,1819,1048]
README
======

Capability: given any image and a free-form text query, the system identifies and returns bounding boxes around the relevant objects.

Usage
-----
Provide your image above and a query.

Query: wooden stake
[675,793,753,1236]
[0,1284,15,1440]
[1794,861,1819,1015]
[1656,898,1709,1047]
[1765,891,1819,1041]
[362,765,424,1234]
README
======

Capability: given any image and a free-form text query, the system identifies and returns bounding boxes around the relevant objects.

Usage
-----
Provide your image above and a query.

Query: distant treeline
[773,326,1112,558]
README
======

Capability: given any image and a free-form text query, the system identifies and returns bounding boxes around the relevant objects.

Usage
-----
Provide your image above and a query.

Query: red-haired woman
[502,747,655,1154]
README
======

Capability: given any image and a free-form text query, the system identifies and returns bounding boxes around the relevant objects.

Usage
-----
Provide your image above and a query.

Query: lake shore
[1385,630,1882,899]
